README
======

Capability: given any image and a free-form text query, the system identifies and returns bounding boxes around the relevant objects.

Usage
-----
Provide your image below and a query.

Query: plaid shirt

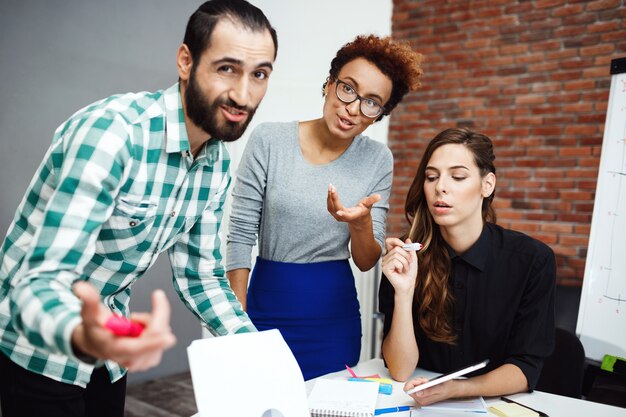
[0,83,255,387]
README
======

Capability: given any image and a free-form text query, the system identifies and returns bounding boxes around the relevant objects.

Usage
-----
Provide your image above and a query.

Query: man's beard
[185,70,257,142]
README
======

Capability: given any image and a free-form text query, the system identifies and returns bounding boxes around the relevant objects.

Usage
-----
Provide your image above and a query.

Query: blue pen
[374,406,411,415]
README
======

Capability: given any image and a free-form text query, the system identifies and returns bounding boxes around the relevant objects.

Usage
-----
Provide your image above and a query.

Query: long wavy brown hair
[404,128,497,344]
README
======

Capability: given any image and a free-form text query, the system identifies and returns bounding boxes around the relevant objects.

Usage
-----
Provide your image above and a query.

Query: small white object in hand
[402,243,423,251]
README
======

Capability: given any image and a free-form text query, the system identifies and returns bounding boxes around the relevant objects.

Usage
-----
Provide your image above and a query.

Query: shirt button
[129,220,137,227]
[170,211,176,217]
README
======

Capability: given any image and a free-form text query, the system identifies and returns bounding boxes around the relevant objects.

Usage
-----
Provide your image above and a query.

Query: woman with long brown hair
[379,128,556,405]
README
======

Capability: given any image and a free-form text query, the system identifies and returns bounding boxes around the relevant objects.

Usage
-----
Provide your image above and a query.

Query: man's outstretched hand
[71,281,176,371]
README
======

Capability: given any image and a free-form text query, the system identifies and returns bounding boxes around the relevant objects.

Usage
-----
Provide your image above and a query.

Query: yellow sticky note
[488,403,539,417]
[362,377,394,384]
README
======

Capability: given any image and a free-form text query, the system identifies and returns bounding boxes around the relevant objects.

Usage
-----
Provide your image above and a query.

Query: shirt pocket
[96,197,158,262]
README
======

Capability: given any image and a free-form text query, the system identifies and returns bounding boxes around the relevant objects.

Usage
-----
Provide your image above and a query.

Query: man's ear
[482,172,496,198]
[176,44,193,81]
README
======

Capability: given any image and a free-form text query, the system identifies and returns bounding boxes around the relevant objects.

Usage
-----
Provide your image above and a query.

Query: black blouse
[379,223,556,390]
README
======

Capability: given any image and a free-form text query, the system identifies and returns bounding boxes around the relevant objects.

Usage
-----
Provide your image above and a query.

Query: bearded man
[0,1,277,416]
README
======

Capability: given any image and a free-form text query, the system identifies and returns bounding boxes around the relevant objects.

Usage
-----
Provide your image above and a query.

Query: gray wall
[0,0,205,384]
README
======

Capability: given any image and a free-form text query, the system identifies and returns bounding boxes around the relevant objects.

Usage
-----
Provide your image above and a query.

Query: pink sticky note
[105,315,145,337]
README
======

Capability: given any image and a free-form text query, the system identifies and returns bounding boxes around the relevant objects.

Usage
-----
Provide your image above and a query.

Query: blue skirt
[247,257,361,380]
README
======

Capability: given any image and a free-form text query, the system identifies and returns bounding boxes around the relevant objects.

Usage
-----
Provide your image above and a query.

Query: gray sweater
[226,121,393,271]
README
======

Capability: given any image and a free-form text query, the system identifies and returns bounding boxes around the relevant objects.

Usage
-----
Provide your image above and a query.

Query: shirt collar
[164,83,191,155]
[162,82,225,167]
[446,223,491,271]
[196,138,224,167]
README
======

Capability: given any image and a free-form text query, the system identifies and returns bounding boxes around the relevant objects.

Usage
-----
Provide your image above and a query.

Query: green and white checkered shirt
[0,83,255,387]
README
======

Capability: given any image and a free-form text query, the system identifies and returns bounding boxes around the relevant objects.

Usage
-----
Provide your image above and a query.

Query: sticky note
[488,403,539,417]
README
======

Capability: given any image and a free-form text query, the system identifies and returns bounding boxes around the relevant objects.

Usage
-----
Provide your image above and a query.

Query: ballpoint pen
[501,396,549,417]
[374,406,411,415]
[402,243,423,251]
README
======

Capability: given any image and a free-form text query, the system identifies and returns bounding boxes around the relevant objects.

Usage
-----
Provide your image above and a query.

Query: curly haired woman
[227,35,423,379]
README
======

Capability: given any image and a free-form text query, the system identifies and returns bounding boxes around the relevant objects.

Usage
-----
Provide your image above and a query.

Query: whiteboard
[576,57,626,362]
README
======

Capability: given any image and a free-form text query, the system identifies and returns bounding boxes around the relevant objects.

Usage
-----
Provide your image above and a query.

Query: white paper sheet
[187,329,310,417]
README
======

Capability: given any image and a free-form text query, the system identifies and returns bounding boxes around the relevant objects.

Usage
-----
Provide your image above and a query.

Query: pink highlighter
[104,315,145,337]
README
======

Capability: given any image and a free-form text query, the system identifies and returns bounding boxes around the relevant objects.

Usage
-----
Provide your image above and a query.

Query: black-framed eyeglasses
[335,79,385,118]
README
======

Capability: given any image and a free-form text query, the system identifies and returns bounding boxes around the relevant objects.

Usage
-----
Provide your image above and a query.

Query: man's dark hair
[183,0,278,63]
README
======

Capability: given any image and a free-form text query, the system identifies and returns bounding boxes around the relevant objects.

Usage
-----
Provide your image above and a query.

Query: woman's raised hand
[326,183,381,226]
[382,237,419,295]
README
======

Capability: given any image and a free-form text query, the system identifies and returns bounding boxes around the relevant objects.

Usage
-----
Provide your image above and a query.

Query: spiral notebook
[308,378,379,417]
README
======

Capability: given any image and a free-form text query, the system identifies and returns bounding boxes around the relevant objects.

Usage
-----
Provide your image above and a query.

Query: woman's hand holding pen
[326,183,381,227]
[382,237,419,295]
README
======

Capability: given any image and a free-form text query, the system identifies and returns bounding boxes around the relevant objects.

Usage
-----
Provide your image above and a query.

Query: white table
[307,359,626,417]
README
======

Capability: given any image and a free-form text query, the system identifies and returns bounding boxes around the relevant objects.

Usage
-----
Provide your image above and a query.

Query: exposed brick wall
[388,0,626,285]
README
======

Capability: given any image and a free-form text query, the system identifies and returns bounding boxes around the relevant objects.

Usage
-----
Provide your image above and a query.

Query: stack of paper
[420,397,487,413]
[187,329,310,417]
